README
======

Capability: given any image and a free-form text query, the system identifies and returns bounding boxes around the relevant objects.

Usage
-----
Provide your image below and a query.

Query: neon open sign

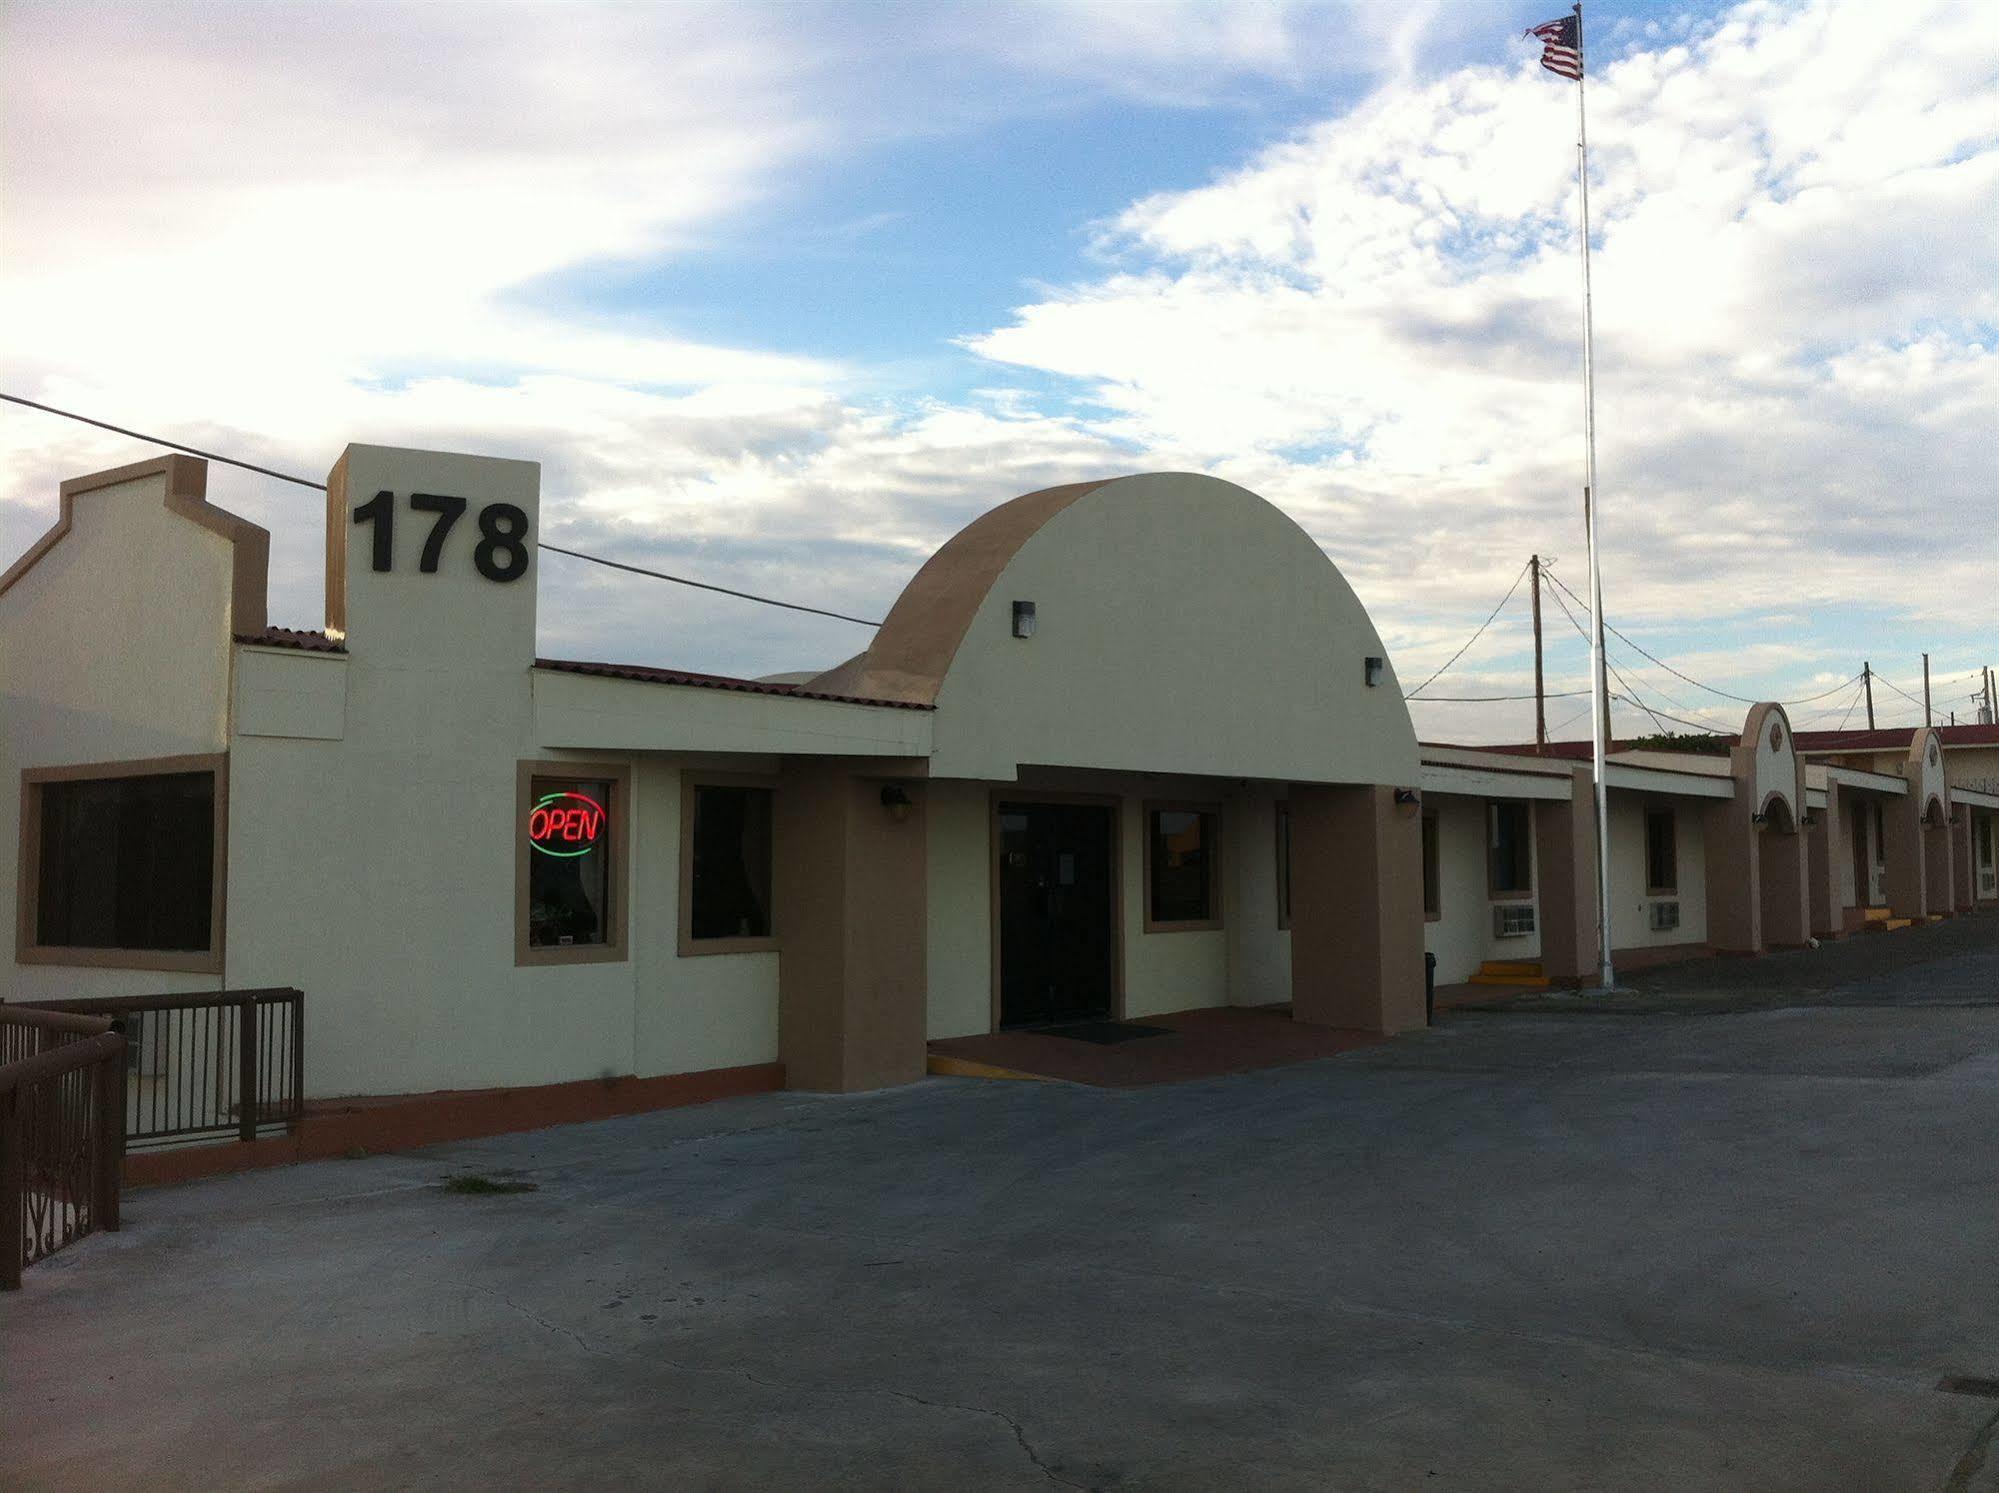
[528,791,606,857]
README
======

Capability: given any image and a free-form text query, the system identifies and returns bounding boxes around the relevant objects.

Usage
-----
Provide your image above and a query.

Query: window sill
[677,936,780,958]
[1143,918,1223,934]
[517,943,627,968]
[16,945,220,974]
[1487,889,1534,903]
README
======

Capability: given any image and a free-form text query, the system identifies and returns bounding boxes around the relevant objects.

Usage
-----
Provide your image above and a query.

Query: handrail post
[238,993,257,1144]
[1,1088,23,1291]
[96,1039,124,1232]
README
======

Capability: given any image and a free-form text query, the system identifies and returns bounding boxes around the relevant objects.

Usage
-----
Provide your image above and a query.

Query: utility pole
[1923,652,1932,725]
[1987,664,1996,724]
[1531,553,1547,748]
[1863,661,1876,730]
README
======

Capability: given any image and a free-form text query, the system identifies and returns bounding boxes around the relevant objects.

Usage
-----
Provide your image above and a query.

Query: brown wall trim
[678,770,781,957]
[515,759,632,967]
[124,1061,785,1188]
[17,753,228,975]
[1,455,268,635]
[988,790,1126,1031]
[1142,798,1225,933]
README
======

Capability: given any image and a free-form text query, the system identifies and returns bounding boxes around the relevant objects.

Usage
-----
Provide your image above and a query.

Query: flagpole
[1573,1,1616,991]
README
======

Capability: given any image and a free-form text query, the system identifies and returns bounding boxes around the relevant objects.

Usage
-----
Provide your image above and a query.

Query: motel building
[2,445,1995,1135]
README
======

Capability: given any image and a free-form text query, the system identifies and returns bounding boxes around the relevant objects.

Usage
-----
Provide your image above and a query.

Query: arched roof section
[1740,701,1802,829]
[814,472,1418,785]
[1906,726,1948,819]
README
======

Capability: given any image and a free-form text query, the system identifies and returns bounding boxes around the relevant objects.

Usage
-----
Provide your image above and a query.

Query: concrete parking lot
[7,918,1999,1491]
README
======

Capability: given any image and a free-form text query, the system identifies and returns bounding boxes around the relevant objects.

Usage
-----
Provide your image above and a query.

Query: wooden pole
[1531,554,1547,748]
[1864,661,1876,730]
[1923,652,1932,726]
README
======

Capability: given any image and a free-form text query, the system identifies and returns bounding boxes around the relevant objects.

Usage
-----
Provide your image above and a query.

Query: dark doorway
[997,801,1117,1028]
[1849,805,1869,906]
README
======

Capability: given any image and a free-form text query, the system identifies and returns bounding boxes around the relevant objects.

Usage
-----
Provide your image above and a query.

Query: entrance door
[1849,808,1869,906]
[997,802,1116,1028]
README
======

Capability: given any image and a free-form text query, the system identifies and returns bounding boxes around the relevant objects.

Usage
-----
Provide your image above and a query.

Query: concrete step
[1471,960,1550,988]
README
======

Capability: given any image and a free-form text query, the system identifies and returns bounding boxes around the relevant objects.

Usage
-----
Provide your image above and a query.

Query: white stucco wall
[0,464,240,1001]
[925,780,994,1041]
[1421,794,1541,986]
[922,475,1419,787]
[1605,795,1708,950]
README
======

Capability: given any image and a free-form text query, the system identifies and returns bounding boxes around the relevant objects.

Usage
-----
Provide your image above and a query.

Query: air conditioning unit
[1649,900,1681,933]
[1492,903,1536,938]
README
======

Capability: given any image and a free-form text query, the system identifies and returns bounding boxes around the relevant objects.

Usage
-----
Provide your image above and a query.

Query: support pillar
[1807,787,1844,939]
[1883,794,1928,919]
[1534,767,1597,985]
[1952,810,1978,912]
[1923,811,1954,917]
[1702,797,1762,955]
[1289,783,1426,1033]
[775,761,928,1092]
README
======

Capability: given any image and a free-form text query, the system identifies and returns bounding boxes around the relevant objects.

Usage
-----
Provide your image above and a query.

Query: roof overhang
[1824,764,1908,796]
[1604,762,1735,800]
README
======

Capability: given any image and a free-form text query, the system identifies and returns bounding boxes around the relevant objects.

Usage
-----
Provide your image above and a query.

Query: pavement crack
[473,1286,1082,1487]
[1944,1404,1999,1493]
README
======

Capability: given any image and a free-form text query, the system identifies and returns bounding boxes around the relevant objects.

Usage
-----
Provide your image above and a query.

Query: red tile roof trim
[533,656,935,711]
[236,626,345,653]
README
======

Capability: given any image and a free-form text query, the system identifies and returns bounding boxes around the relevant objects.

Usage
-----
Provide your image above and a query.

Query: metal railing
[17,989,303,1151]
[1,1007,126,1289]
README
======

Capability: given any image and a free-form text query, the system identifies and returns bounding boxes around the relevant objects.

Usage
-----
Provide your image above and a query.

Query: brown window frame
[1143,800,1223,933]
[17,754,228,974]
[1644,806,1679,895]
[1486,799,1534,901]
[1421,811,1441,922]
[678,772,780,957]
[515,759,630,968]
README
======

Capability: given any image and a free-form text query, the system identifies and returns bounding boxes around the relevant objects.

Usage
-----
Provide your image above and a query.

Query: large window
[1645,807,1678,894]
[681,778,776,954]
[517,763,626,965]
[1488,800,1533,898]
[1274,802,1291,929]
[20,758,224,971]
[1146,803,1220,931]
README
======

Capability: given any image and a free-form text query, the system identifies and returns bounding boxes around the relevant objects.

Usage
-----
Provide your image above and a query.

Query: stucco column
[1883,795,1927,919]
[775,761,928,1092]
[1967,807,1983,911]
[1807,787,1844,939]
[1702,798,1762,955]
[1758,825,1810,948]
[1534,766,1597,985]
[1289,783,1426,1033]
[1923,816,1954,917]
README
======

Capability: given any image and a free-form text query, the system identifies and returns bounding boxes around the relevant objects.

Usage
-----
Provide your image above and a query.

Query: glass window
[1488,801,1532,896]
[1149,807,1217,925]
[1422,813,1441,918]
[35,771,214,951]
[1274,802,1290,927]
[1645,808,1678,893]
[689,785,774,942]
[1978,816,1994,869]
[526,776,613,948]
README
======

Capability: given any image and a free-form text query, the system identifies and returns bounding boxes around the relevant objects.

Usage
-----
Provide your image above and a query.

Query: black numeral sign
[352,491,531,583]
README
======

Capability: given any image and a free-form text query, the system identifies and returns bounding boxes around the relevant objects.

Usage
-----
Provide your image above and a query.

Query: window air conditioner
[1492,903,1536,938]
[1649,900,1681,933]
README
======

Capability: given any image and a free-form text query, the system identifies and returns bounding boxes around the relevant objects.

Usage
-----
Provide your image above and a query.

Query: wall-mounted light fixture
[1394,788,1419,806]
[1751,811,1767,825]
[1364,656,1384,688]
[1801,813,1819,829]
[1011,600,1037,638]
[880,784,912,823]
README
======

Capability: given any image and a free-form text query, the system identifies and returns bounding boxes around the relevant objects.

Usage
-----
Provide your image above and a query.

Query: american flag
[1527,13,1583,80]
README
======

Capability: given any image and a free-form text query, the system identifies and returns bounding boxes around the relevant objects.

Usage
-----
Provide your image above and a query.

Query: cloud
[1,0,1991,747]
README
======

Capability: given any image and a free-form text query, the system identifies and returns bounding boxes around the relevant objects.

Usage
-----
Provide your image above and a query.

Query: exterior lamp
[1011,600,1037,638]
[880,784,912,822]
[1364,656,1384,688]
[1393,788,1420,807]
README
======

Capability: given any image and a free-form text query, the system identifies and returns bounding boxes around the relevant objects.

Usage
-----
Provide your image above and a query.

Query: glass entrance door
[997,802,1116,1028]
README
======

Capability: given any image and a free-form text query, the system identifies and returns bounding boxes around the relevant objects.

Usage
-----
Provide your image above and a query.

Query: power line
[1540,562,1863,708]
[1,391,886,627]
[1544,581,1704,736]
[1404,559,1531,699]
[1409,689,1593,703]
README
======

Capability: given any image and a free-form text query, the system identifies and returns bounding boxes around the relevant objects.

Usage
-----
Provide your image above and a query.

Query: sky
[2,0,1994,744]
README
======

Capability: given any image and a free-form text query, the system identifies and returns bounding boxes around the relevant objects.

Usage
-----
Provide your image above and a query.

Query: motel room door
[997,802,1116,1028]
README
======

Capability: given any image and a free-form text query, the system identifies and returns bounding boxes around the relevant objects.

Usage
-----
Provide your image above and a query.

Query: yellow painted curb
[926,1054,1053,1083]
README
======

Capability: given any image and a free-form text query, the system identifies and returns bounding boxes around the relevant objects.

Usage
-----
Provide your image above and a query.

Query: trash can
[1424,951,1437,1025]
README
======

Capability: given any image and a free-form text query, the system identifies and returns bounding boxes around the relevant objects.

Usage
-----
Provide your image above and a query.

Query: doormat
[1043,1021,1173,1045]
